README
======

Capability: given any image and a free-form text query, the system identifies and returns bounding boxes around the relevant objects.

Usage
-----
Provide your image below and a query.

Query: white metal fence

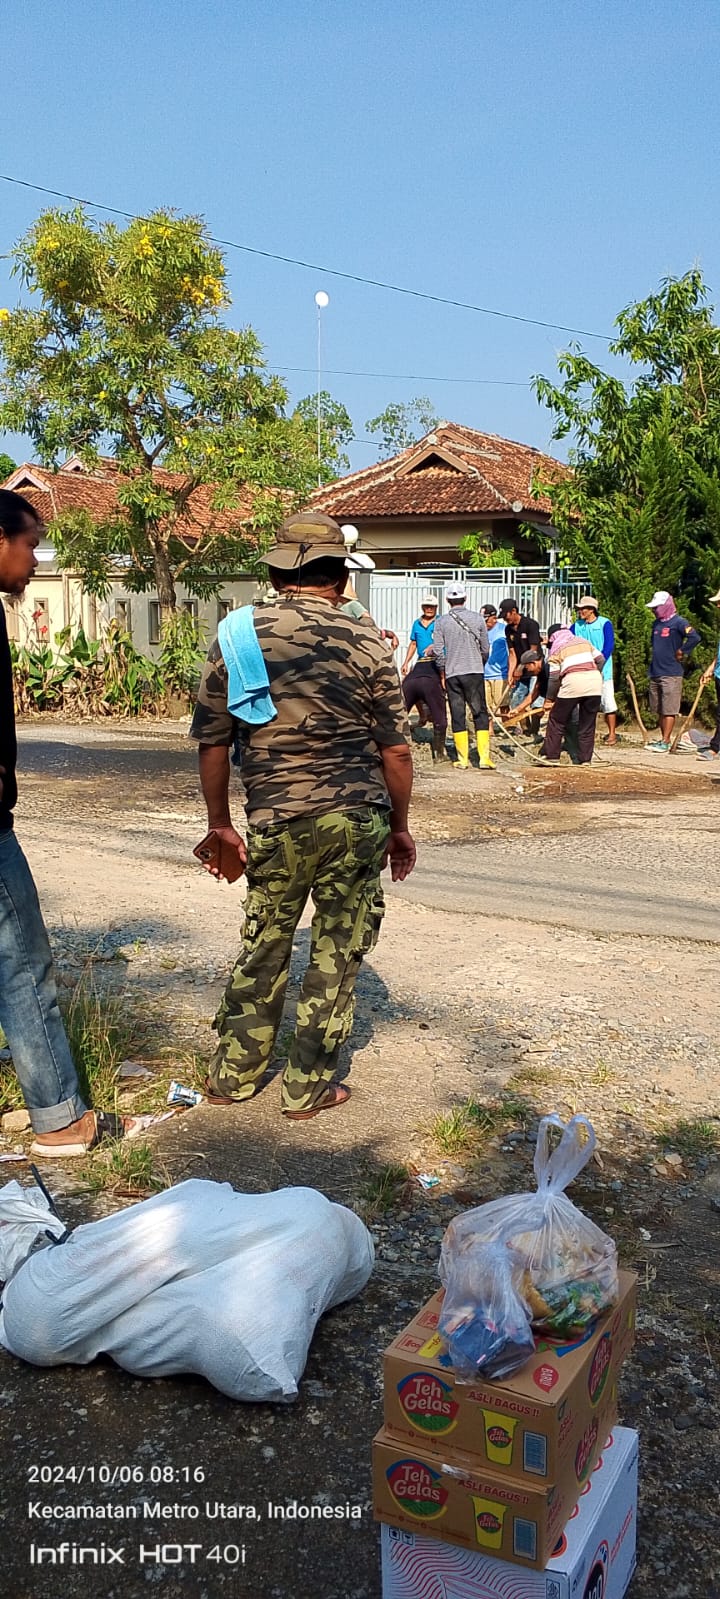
[367,567,589,653]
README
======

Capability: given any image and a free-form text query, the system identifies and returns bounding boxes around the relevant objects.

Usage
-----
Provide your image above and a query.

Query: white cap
[647,590,670,609]
[709,588,720,604]
[421,593,438,607]
[346,550,375,570]
[445,583,467,600]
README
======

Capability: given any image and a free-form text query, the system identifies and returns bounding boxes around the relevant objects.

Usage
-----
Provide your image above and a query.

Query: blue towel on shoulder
[218,606,277,726]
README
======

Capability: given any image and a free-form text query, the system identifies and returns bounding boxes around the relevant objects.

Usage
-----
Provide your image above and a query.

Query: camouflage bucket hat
[263,512,364,570]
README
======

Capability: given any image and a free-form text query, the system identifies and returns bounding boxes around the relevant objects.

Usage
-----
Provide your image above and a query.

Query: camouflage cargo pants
[209,806,390,1113]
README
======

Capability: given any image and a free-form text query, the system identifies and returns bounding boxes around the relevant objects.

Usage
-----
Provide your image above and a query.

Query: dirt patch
[520,763,717,802]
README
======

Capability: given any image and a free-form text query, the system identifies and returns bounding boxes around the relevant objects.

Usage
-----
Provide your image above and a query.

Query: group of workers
[4,484,720,1158]
[399,583,720,766]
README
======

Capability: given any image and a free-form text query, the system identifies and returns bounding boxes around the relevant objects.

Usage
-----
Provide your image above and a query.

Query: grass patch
[0,1056,24,1112]
[59,972,138,1109]
[590,1060,615,1086]
[180,1052,210,1091]
[359,1163,410,1217]
[0,1022,24,1110]
[511,1062,560,1088]
[658,1118,720,1158]
[83,1138,169,1197]
[495,1089,535,1123]
[432,1101,478,1154]
[431,1091,534,1155]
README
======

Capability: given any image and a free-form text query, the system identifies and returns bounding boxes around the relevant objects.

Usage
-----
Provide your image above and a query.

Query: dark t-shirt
[0,602,18,830]
[521,659,550,698]
[505,615,542,661]
[650,614,700,678]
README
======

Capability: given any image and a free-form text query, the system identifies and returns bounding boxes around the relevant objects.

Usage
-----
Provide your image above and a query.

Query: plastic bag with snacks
[438,1114,618,1376]
[438,1236,536,1379]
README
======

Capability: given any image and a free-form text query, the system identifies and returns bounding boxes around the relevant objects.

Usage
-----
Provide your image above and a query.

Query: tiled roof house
[3,455,257,544]
[0,456,263,656]
[310,421,569,568]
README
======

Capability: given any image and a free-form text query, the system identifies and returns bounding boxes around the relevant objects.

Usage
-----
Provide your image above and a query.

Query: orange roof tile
[2,458,258,543]
[310,421,568,520]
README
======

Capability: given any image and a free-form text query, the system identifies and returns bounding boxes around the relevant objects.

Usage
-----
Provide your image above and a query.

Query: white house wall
[5,572,262,657]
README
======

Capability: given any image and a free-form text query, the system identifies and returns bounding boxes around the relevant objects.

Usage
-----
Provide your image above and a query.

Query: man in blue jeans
[0,489,99,1156]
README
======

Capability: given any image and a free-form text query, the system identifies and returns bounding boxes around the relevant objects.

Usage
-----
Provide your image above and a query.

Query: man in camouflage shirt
[190,512,416,1120]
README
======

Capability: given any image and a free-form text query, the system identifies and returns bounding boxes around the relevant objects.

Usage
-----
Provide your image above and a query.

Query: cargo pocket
[241,889,268,947]
[351,883,385,957]
[347,808,391,869]
[246,824,292,885]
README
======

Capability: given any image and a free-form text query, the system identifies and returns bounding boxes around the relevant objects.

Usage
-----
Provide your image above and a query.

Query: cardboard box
[382,1271,636,1485]
[372,1405,617,1571]
[380,1426,638,1599]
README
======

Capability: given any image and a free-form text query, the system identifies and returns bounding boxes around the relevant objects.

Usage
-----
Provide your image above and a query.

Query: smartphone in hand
[193,830,245,884]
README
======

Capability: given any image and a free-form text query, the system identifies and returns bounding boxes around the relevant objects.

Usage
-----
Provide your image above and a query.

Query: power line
[0,173,611,343]
[274,363,531,387]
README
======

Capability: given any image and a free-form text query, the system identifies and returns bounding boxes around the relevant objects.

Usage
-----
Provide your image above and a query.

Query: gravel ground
[0,721,718,1598]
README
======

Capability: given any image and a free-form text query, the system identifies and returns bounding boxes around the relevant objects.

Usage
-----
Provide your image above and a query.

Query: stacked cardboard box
[373,1270,637,1575]
[380,1426,639,1599]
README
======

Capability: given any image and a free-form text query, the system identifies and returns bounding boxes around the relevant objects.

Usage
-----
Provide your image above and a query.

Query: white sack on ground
[0,1180,374,1401]
[0,1180,66,1280]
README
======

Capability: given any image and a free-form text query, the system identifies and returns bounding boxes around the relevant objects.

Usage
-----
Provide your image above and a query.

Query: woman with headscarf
[537,626,605,766]
[645,590,701,753]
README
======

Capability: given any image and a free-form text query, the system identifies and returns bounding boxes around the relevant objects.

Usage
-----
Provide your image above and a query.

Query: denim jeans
[510,677,542,711]
[0,829,86,1132]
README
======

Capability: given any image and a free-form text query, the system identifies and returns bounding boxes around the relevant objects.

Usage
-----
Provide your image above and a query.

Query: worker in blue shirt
[571,596,618,745]
[401,596,439,676]
[401,595,447,761]
[645,590,701,752]
[482,603,510,722]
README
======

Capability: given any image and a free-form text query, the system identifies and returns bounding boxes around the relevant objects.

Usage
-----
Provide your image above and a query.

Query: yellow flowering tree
[0,208,324,616]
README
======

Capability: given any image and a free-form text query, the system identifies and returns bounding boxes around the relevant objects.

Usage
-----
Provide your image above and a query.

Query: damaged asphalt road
[2,723,719,1597]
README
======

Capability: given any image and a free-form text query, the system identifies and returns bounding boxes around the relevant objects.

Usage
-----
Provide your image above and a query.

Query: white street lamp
[314,290,329,485]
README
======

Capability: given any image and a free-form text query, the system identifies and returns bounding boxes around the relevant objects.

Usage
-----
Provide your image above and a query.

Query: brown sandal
[283,1085,351,1121]
[202,1077,240,1106]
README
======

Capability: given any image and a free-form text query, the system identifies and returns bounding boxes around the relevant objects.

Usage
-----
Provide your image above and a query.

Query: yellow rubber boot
[453,731,470,768]
[476,729,495,769]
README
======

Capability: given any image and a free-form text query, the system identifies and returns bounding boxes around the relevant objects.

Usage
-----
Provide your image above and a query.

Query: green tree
[533,270,720,691]
[0,451,16,481]
[293,390,353,480]
[457,532,515,569]
[365,396,439,459]
[0,207,323,617]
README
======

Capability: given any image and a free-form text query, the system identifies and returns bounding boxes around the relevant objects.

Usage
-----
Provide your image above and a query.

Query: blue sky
[1,0,719,470]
